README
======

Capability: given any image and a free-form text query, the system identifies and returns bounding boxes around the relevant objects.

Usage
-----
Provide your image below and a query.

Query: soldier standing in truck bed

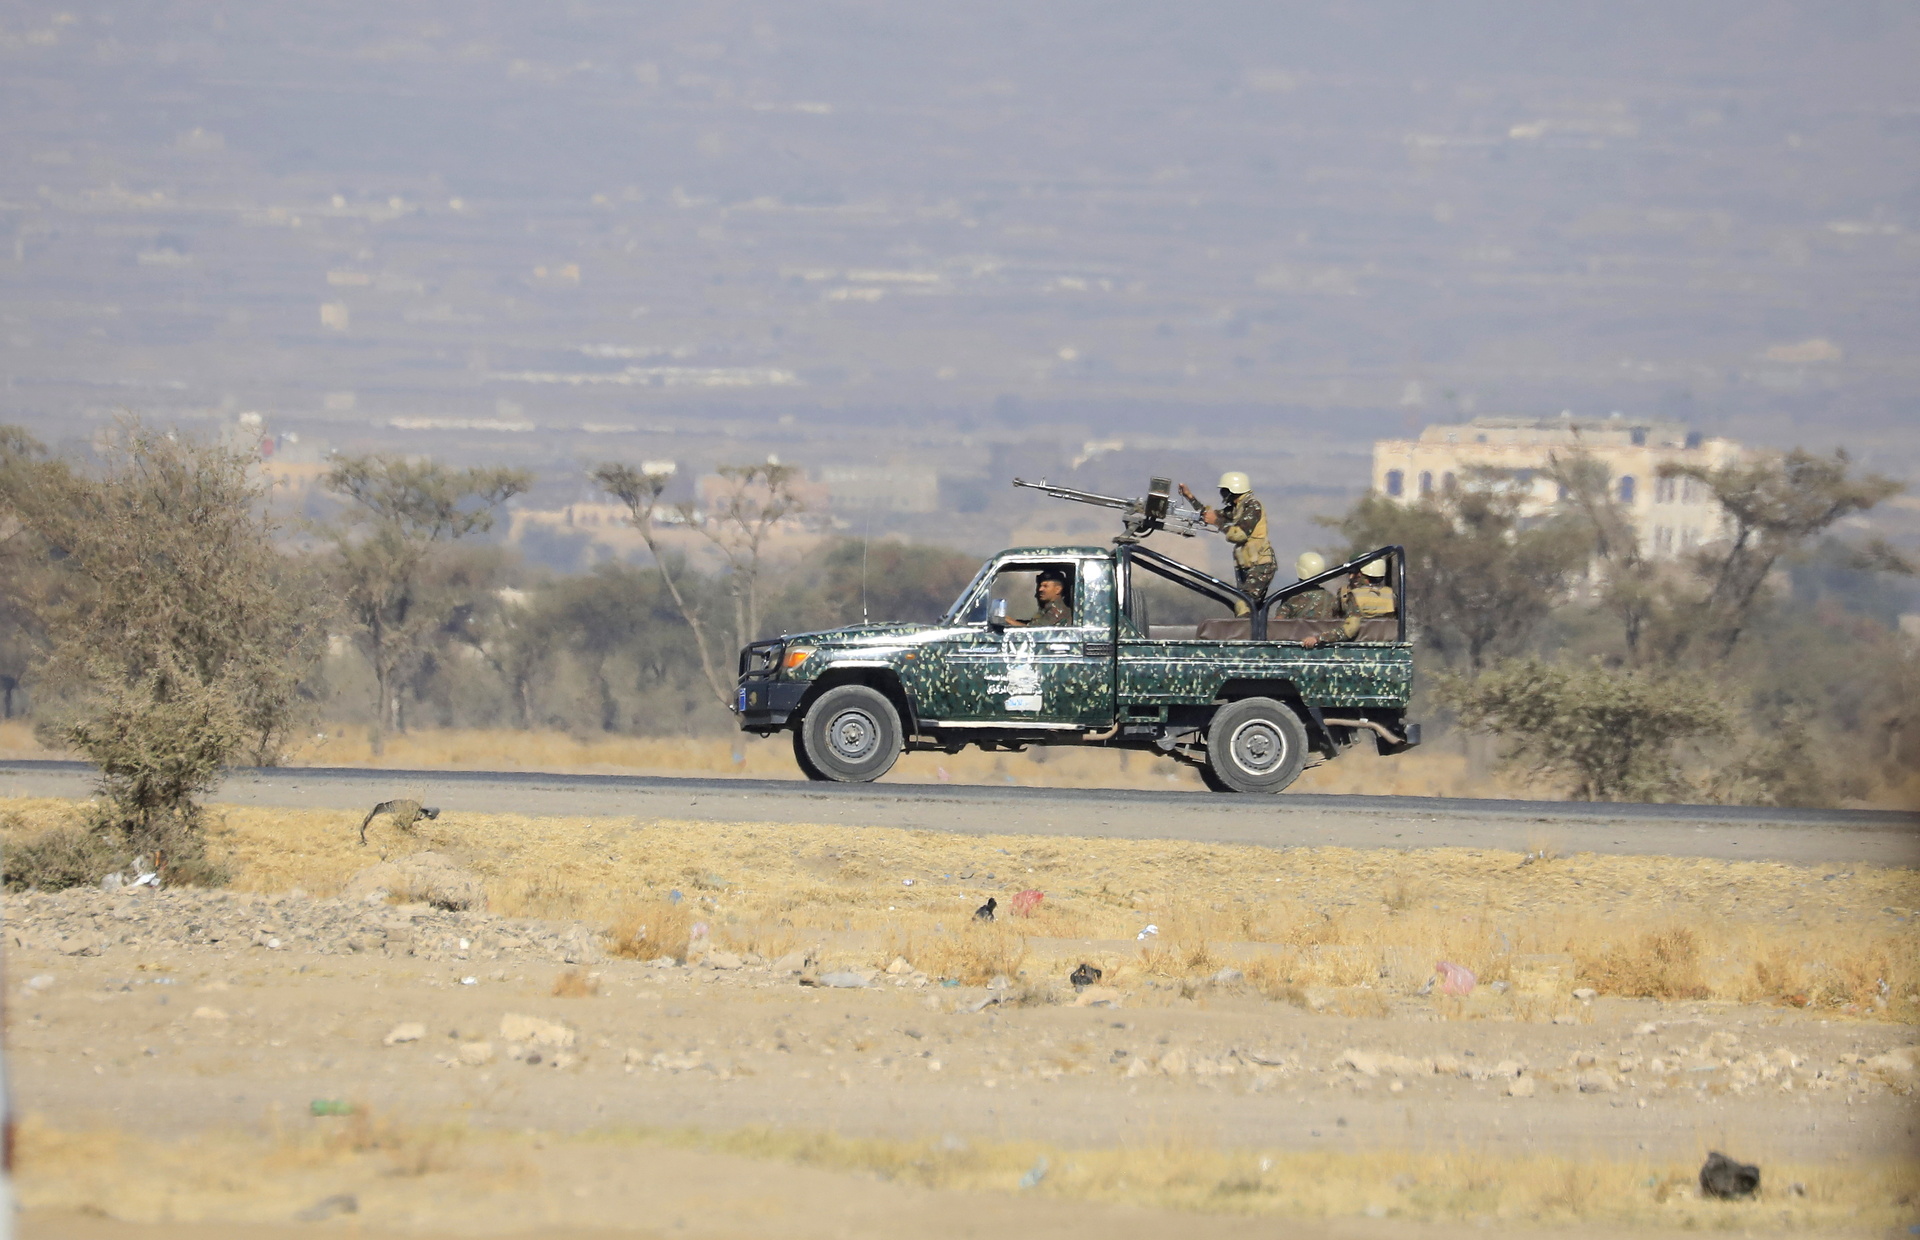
[1180,472,1276,615]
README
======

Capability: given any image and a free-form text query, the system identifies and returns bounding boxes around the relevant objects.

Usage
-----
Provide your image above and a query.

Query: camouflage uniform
[1219,494,1276,605]
[1030,596,1074,627]
[1312,579,1395,645]
[1274,586,1334,620]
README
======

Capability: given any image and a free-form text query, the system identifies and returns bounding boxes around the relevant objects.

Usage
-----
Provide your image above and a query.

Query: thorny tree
[1658,449,1906,660]
[324,455,529,749]
[594,460,809,707]
[0,422,323,881]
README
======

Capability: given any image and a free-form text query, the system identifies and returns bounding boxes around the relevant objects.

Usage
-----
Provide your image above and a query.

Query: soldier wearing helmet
[1179,471,1276,614]
[1302,558,1395,647]
[1273,550,1336,619]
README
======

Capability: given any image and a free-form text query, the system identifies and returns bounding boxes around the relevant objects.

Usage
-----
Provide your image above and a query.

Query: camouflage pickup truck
[735,543,1418,793]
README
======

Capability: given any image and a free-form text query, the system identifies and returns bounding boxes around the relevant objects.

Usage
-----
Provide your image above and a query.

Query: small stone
[705,951,743,970]
[457,1041,494,1065]
[1576,1068,1617,1093]
[1158,1048,1189,1076]
[816,971,870,989]
[1507,1076,1536,1098]
[1123,1057,1154,1078]
[1492,1059,1523,1078]
[885,956,914,975]
[1572,987,1598,1001]
[382,1021,426,1046]
[192,1006,228,1021]
[499,1013,575,1049]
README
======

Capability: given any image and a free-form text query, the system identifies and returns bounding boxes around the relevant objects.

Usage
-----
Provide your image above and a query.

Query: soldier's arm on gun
[1177,483,1223,528]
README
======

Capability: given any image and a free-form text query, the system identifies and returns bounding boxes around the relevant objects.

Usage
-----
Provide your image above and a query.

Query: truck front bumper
[735,680,809,732]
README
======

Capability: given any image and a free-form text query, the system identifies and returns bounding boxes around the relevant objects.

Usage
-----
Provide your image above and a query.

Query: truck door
[934,555,1115,727]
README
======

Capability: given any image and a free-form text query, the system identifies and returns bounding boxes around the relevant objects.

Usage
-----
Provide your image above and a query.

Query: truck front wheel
[791,729,832,781]
[1204,697,1308,793]
[798,685,903,783]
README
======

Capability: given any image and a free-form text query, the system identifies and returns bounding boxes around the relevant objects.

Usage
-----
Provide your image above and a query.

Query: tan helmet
[1295,551,1326,580]
[1360,558,1388,579]
[1217,470,1252,495]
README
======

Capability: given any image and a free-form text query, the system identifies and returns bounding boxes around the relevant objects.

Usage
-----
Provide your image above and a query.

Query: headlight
[781,646,816,670]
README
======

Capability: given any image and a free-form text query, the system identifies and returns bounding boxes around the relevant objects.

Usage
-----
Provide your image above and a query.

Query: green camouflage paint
[754,547,1411,732]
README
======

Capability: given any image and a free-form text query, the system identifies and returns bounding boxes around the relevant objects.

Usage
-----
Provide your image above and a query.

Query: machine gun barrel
[1012,475,1210,543]
[1011,478,1134,510]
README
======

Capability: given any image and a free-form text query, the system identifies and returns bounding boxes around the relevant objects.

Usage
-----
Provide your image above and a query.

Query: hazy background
[3,0,1918,560]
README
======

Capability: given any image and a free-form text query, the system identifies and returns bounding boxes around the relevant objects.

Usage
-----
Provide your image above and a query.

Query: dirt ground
[7,795,1919,1237]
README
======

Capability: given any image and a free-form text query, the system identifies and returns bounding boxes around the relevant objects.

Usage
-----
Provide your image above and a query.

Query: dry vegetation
[3,794,1914,1019]
[16,1111,1919,1234]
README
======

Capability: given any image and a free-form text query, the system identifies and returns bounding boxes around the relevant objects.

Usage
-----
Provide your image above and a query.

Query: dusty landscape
[6,794,1919,1238]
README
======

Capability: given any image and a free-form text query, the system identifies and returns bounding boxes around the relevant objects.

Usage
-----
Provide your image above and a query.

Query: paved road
[3,759,1913,868]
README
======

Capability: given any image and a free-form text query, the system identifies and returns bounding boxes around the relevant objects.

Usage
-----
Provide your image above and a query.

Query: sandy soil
[7,796,1919,1238]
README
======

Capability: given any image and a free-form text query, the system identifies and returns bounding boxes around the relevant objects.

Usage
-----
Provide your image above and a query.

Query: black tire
[791,728,833,781]
[1205,697,1309,794]
[798,685,903,783]
[1197,761,1234,793]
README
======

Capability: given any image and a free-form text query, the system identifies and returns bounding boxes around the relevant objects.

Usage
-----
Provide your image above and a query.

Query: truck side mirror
[987,598,1009,630]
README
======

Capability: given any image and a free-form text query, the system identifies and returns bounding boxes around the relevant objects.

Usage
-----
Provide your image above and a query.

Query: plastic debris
[1700,1151,1760,1200]
[310,1099,354,1116]
[1019,1156,1050,1189]
[1137,924,1159,940]
[1435,961,1476,995]
[1010,889,1045,917]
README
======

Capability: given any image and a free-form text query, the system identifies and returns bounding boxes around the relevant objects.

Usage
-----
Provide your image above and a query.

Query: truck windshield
[942,561,995,623]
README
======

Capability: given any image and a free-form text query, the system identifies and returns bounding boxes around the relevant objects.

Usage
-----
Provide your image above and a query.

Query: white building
[1370,415,1744,559]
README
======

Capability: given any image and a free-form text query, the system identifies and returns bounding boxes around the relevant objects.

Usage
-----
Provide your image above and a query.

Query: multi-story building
[1370,415,1743,559]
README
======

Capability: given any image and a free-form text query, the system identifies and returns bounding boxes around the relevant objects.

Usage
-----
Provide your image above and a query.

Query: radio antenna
[860,513,872,624]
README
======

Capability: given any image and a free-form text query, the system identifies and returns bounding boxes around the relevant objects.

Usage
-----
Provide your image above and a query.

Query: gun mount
[1012,475,1212,544]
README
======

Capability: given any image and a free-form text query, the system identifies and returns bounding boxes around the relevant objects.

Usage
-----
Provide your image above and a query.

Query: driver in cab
[1006,569,1073,627]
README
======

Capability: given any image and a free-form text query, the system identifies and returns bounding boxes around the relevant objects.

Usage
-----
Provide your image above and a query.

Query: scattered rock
[457,1041,494,1066]
[885,956,914,975]
[1699,1151,1760,1200]
[1158,1048,1190,1076]
[191,1006,228,1021]
[815,971,870,989]
[1211,967,1244,985]
[705,951,743,970]
[1072,984,1122,1009]
[1864,1046,1918,1089]
[1575,1068,1617,1093]
[1572,987,1598,1001]
[382,1022,426,1046]
[499,1012,575,1050]
[294,1193,359,1223]
[341,852,487,913]
[1123,1056,1154,1078]
[1507,1076,1536,1098]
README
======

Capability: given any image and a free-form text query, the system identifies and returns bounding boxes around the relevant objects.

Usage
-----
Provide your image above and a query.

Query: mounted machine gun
[1011,475,1213,543]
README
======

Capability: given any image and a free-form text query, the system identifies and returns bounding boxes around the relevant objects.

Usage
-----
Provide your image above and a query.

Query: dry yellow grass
[15,1114,1918,1233]
[4,794,1915,1018]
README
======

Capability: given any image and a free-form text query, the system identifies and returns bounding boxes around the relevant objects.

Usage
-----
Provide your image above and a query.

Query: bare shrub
[550,968,598,998]
[898,922,1027,985]
[1575,926,1710,999]
[606,899,694,962]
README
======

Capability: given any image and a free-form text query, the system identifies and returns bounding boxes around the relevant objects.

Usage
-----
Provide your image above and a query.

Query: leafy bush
[1440,659,1733,801]
[2,824,118,891]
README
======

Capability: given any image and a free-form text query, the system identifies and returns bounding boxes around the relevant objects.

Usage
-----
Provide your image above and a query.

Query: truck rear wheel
[1204,697,1308,793]
[798,685,902,783]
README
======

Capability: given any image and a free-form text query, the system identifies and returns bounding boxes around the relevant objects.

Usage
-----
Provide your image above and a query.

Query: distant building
[1370,415,1743,559]
[815,464,940,513]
